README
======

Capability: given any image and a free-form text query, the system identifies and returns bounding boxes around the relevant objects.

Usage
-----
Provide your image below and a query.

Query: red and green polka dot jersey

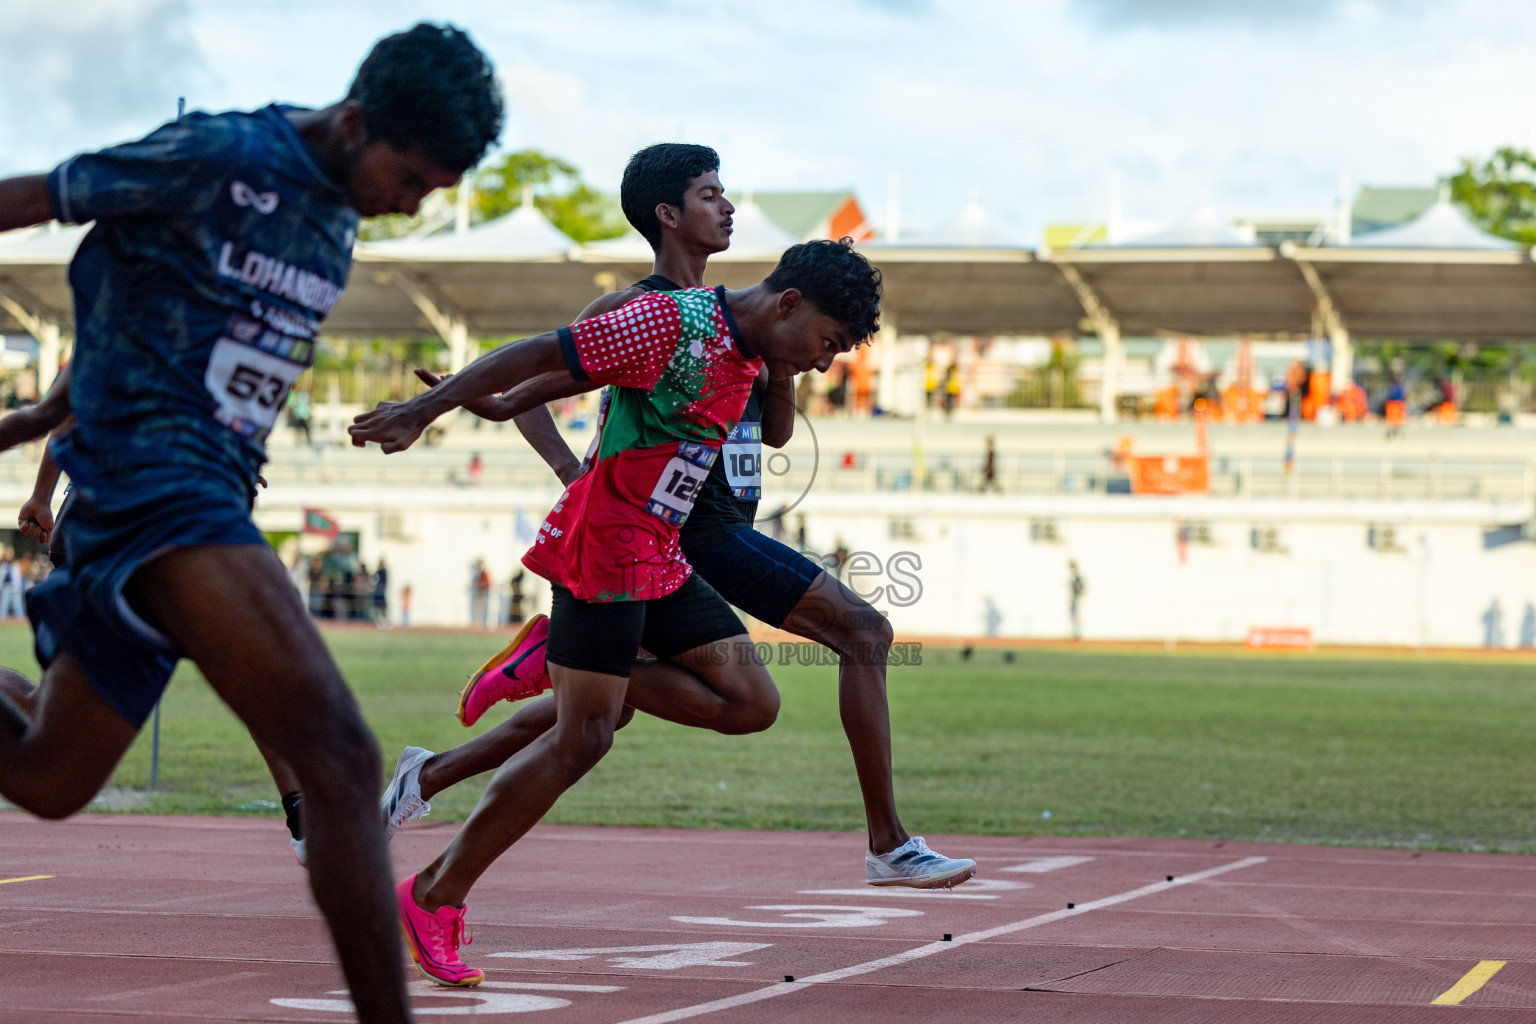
[524,287,761,602]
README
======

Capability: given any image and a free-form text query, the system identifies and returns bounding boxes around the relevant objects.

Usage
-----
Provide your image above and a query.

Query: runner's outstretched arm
[504,290,639,484]
[0,363,71,454]
[0,174,55,233]
[412,367,587,484]
[17,421,70,547]
[351,333,579,452]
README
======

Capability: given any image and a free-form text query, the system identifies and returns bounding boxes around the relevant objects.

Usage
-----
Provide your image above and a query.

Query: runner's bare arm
[17,436,67,546]
[761,365,796,449]
[0,174,55,233]
[350,332,573,452]
[505,288,644,484]
[0,363,71,453]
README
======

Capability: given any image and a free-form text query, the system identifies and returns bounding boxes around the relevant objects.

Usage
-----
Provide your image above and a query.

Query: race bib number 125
[645,441,719,526]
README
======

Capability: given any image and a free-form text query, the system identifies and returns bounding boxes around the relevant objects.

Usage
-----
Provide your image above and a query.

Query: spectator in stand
[1384,376,1408,438]
[306,556,327,618]
[287,388,313,446]
[354,565,372,622]
[372,558,389,625]
[468,452,484,487]
[942,362,961,418]
[470,559,491,627]
[830,538,850,579]
[1068,560,1086,642]
[981,435,999,492]
[0,549,23,620]
[924,356,938,410]
[400,584,413,628]
[768,505,789,543]
[826,366,848,414]
[506,568,525,626]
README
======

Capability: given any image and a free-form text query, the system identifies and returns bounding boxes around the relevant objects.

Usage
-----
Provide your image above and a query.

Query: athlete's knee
[552,714,616,781]
[720,675,779,735]
[292,713,381,801]
[818,603,894,664]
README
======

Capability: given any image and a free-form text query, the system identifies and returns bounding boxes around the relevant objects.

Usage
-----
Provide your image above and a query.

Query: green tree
[1445,147,1536,245]
[359,149,625,243]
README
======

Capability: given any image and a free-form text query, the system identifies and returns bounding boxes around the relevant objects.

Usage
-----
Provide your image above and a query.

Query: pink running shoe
[458,613,550,727]
[396,873,484,987]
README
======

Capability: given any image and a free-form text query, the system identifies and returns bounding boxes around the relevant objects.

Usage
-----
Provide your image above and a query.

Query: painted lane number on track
[272,980,623,1016]
[672,904,925,929]
[491,942,771,970]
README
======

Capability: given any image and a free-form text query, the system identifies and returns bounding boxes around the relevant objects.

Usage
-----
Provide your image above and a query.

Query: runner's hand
[18,496,51,546]
[414,368,511,421]
[349,401,428,453]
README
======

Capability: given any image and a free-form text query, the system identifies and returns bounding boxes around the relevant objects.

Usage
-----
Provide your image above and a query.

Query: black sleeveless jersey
[629,276,764,546]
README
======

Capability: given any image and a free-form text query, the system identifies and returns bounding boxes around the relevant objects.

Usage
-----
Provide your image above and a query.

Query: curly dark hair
[764,237,883,341]
[620,144,721,251]
[347,23,504,175]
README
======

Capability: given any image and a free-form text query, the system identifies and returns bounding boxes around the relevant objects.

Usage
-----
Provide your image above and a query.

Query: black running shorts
[546,574,748,677]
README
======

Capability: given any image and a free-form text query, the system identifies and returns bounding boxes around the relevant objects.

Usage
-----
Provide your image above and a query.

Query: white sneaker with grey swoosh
[381,746,434,840]
[866,836,976,888]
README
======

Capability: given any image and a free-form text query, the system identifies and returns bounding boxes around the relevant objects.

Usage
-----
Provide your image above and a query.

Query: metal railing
[0,446,1525,503]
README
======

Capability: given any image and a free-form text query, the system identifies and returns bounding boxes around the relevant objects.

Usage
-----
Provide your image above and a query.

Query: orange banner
[1128,455,1209,495]
[1245,627,1314,650]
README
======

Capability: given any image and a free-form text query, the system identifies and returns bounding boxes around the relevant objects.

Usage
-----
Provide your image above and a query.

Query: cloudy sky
[2,0,1531,242]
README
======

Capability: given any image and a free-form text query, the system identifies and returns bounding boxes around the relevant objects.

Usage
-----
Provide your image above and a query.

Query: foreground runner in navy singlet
[383,145,974,889]
[0,23,503,1024]
[0,366,310,863]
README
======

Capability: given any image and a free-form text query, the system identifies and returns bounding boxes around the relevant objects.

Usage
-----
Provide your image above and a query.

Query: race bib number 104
[722,420,762,501]
[645,441,719,526]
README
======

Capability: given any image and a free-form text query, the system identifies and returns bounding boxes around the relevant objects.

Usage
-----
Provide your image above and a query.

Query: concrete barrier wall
[213,483,1536,649]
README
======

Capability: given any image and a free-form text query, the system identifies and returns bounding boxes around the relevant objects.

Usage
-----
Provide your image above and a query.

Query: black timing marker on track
[784,975,794,983]
[1067,902,1075,909]
[942,933,952,941]
[1167,875,1175,882]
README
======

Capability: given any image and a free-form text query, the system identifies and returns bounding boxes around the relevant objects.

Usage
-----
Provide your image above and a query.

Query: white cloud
[0,0,212,168]
[2,0,1532,245]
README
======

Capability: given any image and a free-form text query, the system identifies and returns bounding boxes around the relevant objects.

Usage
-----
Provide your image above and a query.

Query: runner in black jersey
[384,144,974,889]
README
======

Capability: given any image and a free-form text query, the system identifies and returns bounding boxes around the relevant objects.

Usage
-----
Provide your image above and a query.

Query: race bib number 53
[645,441,719,526]
[206,338,304,440]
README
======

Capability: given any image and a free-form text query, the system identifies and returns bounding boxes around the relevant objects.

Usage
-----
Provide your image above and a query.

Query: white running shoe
[381,746,434,841]
[290,837,307,867]
[866,836,976,889]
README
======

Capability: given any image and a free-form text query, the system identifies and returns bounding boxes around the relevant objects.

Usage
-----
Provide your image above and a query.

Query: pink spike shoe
[396,873,484,987]
[458,613,550,726]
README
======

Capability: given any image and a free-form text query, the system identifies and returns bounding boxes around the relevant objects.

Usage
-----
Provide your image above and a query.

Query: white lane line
[998,855,1096,873]
[86,970,266,1002]
[611,856,1267,1024]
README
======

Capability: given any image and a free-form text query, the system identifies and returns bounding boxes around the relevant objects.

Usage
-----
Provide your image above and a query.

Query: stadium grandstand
[0,185,1533,647]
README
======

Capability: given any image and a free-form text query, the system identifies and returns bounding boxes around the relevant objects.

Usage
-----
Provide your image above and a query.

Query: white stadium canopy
[0,194,1532,420]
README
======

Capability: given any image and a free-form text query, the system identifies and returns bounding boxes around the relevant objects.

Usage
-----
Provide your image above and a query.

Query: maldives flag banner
[302,508,339,542]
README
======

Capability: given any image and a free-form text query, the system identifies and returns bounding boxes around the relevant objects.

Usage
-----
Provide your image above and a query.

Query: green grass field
[5,623,1535,852]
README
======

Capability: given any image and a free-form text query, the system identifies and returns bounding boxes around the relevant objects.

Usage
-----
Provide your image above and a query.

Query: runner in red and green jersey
[349,237,882,986]
[525,285,758,602]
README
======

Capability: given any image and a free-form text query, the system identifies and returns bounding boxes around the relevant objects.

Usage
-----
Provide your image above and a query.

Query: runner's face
[346,141,461,218]
[668,171,734,253]
[763,291,859,373]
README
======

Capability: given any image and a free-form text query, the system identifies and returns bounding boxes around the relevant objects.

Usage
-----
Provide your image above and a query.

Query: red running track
[1,813,1535,1022]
